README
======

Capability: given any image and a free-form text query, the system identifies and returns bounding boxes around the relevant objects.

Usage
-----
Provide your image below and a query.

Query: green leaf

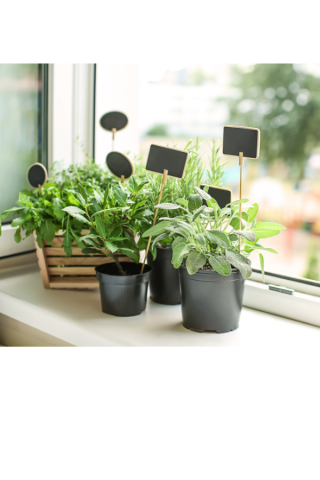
[95,216,106,239]
[172,236,185,250]
[119,248,140,263]
[63,225,73,256]
[11,215,31,227]
[225,248,252,279]
[206,230,230,248]
[81,248,102,255]
[62,206,86,215]
[93,189,103,205]
[259,253,265,283]
[142,221,171,238]
[194,186,211,200]
[176,198,188,208]
[229,199,249,206]
[208,255,232,276]
[114,187,127,206]
[186,251,206,275]
[191,206,206,222]
[188,194,202,212]
[194,233,206,246]
[0,207,24,219]
[41,220,56,244]
[247,203,259,222]
[105,241,118,253]
[152,232,170,249]
[253,229,280,240]
[233,230,256,242]
[78,184,88,203]
[255,222,286,230]
[172,243,190,269]
[229,234,239,242]
[14,227,21,243]
[155,203,181,210]
[254,244,278,254]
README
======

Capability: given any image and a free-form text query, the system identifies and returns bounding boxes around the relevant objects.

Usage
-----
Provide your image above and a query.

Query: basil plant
[142,186,285,280]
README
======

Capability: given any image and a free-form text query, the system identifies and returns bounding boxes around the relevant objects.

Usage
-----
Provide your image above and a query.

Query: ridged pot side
[179,266,245,333]
[147,247,181,305]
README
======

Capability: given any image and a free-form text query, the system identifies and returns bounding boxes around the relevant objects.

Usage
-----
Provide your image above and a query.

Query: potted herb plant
[62,177,153,317]
[143,186,285,332]
[143,139,225,305]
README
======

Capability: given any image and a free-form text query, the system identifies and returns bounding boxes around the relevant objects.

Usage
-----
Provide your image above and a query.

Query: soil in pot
[179,265,245,333]
[147,247,181,305]
[95,262,152,317]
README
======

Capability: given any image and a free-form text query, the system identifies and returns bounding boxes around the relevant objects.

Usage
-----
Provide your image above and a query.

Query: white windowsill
[1,262,320,347]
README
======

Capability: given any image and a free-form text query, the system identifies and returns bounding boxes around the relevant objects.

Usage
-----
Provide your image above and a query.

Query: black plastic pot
[147,247,181,305]
[95,262,152,317]
[179,266,245,333]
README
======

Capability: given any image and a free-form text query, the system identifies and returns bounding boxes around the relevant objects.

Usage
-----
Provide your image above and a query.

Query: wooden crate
[34,231,132,289]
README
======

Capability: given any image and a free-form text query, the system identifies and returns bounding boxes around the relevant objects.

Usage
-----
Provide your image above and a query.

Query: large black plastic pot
[179,266,245,333]
[147,247,181,305]
[95,262,152,317]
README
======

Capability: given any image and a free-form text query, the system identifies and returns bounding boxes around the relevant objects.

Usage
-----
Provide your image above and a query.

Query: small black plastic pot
[179,266,245,333]
[95,262,152,317]
[147,247,181,305]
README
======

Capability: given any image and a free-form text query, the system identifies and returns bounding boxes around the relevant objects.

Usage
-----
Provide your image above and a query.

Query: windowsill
[1,262,320,347]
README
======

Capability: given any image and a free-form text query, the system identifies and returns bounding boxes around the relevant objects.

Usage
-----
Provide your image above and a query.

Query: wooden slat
[57,229,90,236]
[33,232,50,288]
[48,267,96,276]
[49,277,99,289]
[43,237,77,246]
[44,247,86,256]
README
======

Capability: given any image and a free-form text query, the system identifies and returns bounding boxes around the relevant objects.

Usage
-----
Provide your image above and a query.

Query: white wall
[95,64,139,165]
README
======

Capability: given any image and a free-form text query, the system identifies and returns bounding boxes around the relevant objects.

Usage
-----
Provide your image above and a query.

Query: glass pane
[96,64,320,282]
[0,64,44,222]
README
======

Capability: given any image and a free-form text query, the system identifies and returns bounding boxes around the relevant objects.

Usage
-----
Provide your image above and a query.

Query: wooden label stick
[239,152,244,253]
[140,169,168,274]
[121,174,125,184]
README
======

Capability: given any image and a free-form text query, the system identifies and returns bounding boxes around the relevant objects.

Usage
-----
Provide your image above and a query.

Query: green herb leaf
[62,206,86,215]
[255,222,286,230]
[172,243,190,269]
[194,186,211,201]
[194,233,206,246]
[14,227,21,243]
[155,203,181,210]
[105,241,118,253]
[95,216,106,239]
[142,221,171,238]
[172,236,185,250]
[176,198,188,208]
[188,194,202,212]
[225,248,252,279]
[233,230,256,242]
[208,255,232,276]
[259,253,265,282]
[247,203,259,222]
[186,251,206,275]
[152,232,170,249]
[229,199,249,206]
[206,230,230,248]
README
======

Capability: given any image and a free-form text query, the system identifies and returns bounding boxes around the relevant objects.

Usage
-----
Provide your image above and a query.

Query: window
[95,63,320,291]
[0,64,48,223]
[0,64,48,258]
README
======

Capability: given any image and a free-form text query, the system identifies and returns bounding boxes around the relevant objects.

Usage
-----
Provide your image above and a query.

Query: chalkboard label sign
[27,163,47,188]
[223,126,260,159]
[106,151,134,180]
[200,185,231,209]
[146,144,188,178]
[100,111,128,132]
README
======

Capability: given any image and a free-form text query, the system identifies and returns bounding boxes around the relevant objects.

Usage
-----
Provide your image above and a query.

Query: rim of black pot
[95,262,152,277]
